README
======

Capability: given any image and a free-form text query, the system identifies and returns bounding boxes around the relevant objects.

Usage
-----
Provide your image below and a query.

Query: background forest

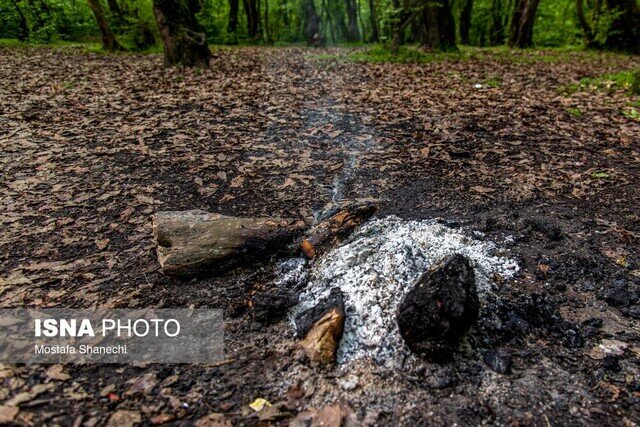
[0,0,638,55]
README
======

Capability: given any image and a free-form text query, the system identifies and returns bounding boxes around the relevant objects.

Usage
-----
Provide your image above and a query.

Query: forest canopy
[1,0,638,55]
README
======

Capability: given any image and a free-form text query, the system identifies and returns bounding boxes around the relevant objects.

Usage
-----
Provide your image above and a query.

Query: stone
[482,349,512,374]
[153,210,305,277]
[397,254,479,362]
[297,289,345,365]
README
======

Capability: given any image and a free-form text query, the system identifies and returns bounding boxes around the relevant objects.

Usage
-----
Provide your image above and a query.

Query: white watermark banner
[0,309,224,364]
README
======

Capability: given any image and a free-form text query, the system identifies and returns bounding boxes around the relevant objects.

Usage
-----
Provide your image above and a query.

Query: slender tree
[87,0,122,50]
[10,0,29,41]
[303,0,323,45]
[489,0,505,45]
[152,0,210,66]
[390,0,408,53]
[459,0,473,45]
[243,0,260,38]
[228,0,239,33]
[508,0,540,48]
[420,0,457,51]
[368,0,379,42]
[264,0,273,43]
[345,0,360,41]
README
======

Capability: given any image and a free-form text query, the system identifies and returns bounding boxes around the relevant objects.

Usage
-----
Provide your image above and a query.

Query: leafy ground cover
[0,45,639,425]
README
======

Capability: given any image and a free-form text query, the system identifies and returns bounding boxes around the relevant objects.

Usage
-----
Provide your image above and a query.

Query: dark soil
[0,45,639,425]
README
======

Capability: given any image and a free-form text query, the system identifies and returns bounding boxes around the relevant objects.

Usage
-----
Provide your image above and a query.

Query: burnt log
[153,210,305,277]
[299,202,377,259]
[397,254,479,362]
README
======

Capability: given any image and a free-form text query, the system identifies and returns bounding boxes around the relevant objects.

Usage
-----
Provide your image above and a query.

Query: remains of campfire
[152,202,518,366]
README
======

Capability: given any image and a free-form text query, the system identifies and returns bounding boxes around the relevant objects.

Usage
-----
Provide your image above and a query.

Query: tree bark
[11,0,29,41]
[303,0,323,45]
[601,0,640,53]
[420,0,457,51]
[242,0,260,38]
[228,0,239,33]
[345,0,360,41]
[368,0,379,42]
[508,0,540,48]
[459,0,473,45]
[575,0,594,47]
[264,0,273,43]
[488,0,505,45]
[152,0,210,67]
[87,0,122,51]
[390,0,408,53]
[153,210,305,277]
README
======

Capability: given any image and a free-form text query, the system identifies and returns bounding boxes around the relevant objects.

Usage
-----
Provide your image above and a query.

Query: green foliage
[351,45,451,63]
[622,107,639,121]
[567,70,640,95]
[0,0,636,50]
[565,107,583,117]
[632,70,640,95]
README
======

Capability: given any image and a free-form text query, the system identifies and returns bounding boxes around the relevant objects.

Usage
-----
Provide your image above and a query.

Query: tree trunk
[390,0,406,53]
[601,0,640,53]
[575,0,595,47]
[228,0,239,33]
[420,0,457,51]
[459,0,473,44]
[488,0,505,45]
[345,0,360,41]
[87,0,122,51]
[106,0,124,21]
[368,0,379,42]
[508,0,540,48]
[264,0,273,43]
[11,0,29,41]
[152,0,210,67]
[242,0,260,38]
[303,0,323,45]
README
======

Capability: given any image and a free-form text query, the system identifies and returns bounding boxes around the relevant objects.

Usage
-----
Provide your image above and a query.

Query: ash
[285,216,519,366]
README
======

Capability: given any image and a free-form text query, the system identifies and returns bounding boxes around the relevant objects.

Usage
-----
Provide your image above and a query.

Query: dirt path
[0,46,639,425]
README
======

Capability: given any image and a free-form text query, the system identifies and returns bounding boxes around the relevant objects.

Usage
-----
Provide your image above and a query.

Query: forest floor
[1,45,640,425]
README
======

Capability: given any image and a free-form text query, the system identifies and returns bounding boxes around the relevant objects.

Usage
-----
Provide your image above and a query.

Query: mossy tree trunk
[508,0,540,48]
[152,0,210,67]
[420,0,457,51]
[345,0,360,42]
[601,0,640,53]
[87,0,121,51]
[576,0,639,53]
[368,0,379,42]
[11,0,29,41]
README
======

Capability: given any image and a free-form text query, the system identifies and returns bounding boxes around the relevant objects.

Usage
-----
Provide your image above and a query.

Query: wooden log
[153,210,305,277]
[299,202,377,259]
